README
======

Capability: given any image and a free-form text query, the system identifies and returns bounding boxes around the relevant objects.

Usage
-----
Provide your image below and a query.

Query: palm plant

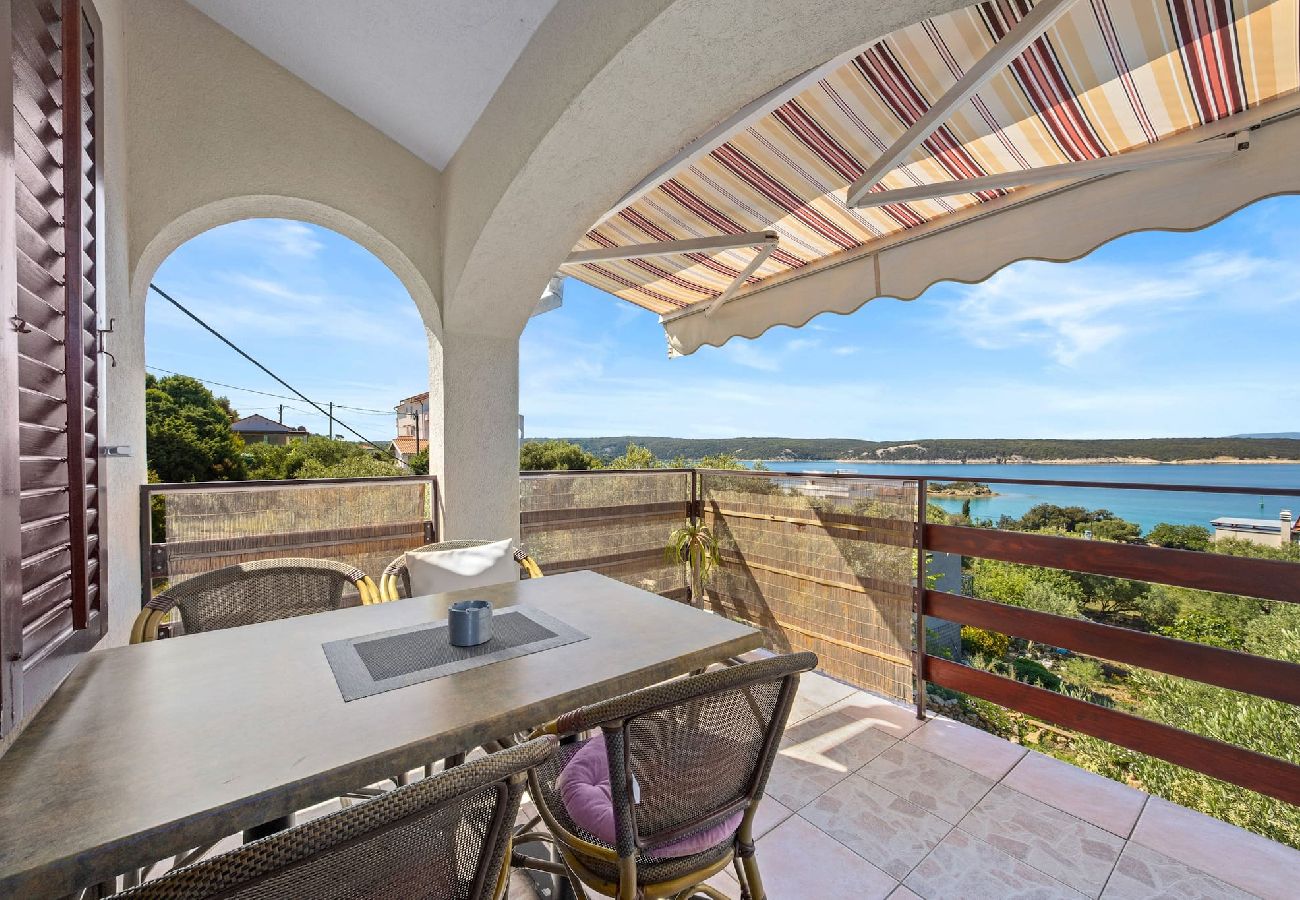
[665,520,721,607]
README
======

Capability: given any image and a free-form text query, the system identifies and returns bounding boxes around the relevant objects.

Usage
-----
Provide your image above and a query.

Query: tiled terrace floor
[681,667,1300,900]
[215,665,1299,900]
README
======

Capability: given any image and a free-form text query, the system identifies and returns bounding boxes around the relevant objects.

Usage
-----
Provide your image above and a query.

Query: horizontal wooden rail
[537,547,667,576]
[926,591,1300,707]
[521,500,689,528]
[926,523,1300,605]
[925,656,1300,807]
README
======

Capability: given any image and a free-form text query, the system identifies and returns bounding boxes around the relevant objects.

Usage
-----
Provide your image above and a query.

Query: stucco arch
[441,0,970,336]
[130,195,440,336]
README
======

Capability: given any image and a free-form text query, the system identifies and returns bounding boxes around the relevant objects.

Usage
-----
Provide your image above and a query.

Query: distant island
[532,436,1300,465]
[928,481,996,497]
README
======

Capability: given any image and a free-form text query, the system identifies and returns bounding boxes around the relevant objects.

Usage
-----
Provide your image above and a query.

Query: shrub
[1012,657,1062,691]
[961,626,1009,661]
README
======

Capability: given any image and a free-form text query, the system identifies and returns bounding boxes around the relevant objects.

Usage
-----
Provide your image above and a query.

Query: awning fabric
[559,0,1300,355]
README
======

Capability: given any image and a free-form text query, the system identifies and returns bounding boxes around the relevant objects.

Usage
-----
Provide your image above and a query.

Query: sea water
[747,461,1300,531]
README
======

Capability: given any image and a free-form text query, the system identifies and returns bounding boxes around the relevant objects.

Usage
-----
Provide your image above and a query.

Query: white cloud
[786,337,821,352]
[831,346,859,356]
[720,341,781,372]
[946,250,1300,366]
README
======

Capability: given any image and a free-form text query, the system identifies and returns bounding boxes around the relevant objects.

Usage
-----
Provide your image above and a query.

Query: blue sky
[148,196,1300,441]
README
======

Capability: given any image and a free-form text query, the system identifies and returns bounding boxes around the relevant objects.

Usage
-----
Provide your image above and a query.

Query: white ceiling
[186,0,558,169]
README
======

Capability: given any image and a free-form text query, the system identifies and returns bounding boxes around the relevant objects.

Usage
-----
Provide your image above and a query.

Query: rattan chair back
[379,540,542,601]
[529,652,816,899]
[114,737,555,900]
[131,558,381,643]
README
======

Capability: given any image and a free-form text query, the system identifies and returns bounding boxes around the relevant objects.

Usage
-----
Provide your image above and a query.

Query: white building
[1211,511,1299,548]
[390,392,431,463]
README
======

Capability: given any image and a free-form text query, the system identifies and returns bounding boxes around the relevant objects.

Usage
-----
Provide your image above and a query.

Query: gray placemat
[322,605,588,701]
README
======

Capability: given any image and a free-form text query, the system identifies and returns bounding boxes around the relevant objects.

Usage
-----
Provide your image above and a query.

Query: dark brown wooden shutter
[0,0,103,738]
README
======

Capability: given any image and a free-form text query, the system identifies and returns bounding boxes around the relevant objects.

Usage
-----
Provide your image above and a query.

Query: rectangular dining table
[0,571,762,898]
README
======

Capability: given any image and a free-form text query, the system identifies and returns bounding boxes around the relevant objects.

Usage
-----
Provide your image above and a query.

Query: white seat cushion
[404,539,519,597]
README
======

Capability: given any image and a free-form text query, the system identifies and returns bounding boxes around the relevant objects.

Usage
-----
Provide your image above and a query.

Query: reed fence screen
[144,477,436,603]
[699,471,919,701]
[519,471,692,600]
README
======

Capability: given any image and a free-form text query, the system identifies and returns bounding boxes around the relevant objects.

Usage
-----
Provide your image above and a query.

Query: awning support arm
[704,241,779,317]
[564,230,777,265]
[852,136,1247,207]
[845,0,1083,208]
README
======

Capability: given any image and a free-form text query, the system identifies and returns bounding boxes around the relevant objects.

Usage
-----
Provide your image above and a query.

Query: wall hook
[97,317,117,367]
[9,316,31,334]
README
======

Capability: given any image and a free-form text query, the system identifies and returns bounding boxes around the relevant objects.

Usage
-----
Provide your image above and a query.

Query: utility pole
[415,412,421,453]
[328,401,334,440]
[278,404,283,424]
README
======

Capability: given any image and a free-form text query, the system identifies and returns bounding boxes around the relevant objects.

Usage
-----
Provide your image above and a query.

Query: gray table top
[0,571,760,898]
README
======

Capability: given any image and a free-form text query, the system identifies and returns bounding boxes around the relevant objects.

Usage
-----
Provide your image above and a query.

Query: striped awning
[559,0,1300,353]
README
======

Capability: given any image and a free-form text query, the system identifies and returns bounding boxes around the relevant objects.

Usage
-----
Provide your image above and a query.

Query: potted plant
[665,520,721,607]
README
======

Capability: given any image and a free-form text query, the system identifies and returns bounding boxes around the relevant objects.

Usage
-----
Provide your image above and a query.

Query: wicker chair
[112,737,555,900]
[131,558,382,644]
[379,540,542,602]
[517,652,816,900]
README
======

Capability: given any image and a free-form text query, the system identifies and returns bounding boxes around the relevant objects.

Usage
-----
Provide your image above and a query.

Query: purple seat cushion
[555,732,744,859]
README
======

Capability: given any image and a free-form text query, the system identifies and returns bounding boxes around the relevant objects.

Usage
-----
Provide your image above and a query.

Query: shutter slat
[19,513,70,562]
[19,486,69,526]
[17,386,66,429]
[21,546,71,598]
[20,598,73,662]
[16,282,60,332]
[13,109,61,173]
[17,353,64,395]
[18,422,65,457]
[17,246,65,304]
[15,316,63,363]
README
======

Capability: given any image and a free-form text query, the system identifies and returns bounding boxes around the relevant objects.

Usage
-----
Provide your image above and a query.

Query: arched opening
[133,216,436,634]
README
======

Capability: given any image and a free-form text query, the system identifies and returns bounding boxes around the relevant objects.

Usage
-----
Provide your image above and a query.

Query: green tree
[406,448,429,475]
[1081,517,1142,543]
[145,374,246,482]
[970,558,1084,618]
[519,439,603,471]
[1147,523,1212,551]
[607,442,659,469]
[1159,610,1247,650]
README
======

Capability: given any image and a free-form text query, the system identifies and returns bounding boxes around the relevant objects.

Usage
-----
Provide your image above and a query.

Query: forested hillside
[535,436,1300,463]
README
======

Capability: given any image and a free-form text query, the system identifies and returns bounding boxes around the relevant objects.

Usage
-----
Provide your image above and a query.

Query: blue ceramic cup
[448,599,493,647]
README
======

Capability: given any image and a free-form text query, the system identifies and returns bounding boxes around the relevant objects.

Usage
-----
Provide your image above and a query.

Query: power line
[146,365,397,414]
[148,283,400,460]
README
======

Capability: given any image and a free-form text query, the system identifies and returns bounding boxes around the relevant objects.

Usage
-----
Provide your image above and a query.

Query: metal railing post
[914,478,928,720]
[138,484,152,609]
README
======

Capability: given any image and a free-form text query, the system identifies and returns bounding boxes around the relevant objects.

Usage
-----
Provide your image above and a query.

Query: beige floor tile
[702,865,741,898]
[800,775,953,880]
[788,671,858,723]
[887,886,925,900]
[755,814,898,900]
[764,750,854,811]
[1100,843,1256,900]
[859,740,995,824]
[904,829,1088,899]
[781,701,898,772]
[1131,796,1300,900]
[751,796,793,839]
[1002,751,1148,838]
[904,716,1027,779]
[958,784,1124,897]
[822,689,926,738]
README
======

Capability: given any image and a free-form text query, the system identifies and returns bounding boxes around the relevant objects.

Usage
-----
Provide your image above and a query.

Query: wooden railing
[140,475,438,604]
[913,477,1300,808]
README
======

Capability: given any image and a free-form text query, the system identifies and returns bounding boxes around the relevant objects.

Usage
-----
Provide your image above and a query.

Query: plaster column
[426,327,521,543]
